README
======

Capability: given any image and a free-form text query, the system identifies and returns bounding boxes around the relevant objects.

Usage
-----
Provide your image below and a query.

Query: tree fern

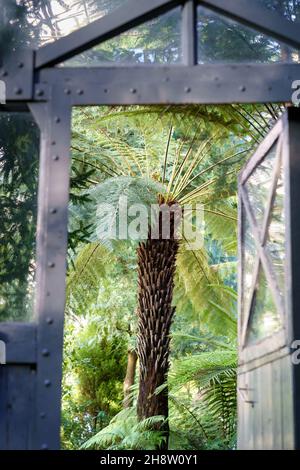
[68,103,273,445]
[168,349,237,444]
[81,408,166,450]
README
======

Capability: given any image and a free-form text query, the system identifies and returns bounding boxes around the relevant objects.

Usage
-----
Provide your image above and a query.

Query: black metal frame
[1,0,300,450]
[1,0,300,105]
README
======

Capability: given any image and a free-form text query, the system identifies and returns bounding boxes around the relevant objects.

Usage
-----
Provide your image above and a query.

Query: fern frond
[81,408,166,450]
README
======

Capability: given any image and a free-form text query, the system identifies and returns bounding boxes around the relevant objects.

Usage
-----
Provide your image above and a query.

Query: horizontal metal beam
[0,323,37,364]
[199,0,300,50]
[35,0,182,69]
[38,63,300,105]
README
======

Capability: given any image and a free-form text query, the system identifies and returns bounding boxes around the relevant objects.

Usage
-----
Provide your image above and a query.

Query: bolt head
[14,87,22,95]
[52,155,60,161]
[40,412,46,418]
[1,70,8,77]
[36,89,44,97]
[18,62,24,68]
[64,88,71,95]
[46,317,54,325]
[48,261,55,268]
[130,88,137,94]
[184,86,191,93]
[77,89,84,95]
[239,85,246,92]
[42,349,50,357]
[41,444,48,450]
[44,379,51,387]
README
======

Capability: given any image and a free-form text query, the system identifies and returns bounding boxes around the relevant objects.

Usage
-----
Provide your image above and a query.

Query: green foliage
[174,248,237,340]
[169,348,237,430]
[85,176,165,249]
[62,241,138,448]
[68,7,180,65]
[62,316,127,449]
[66,241,137,332]
[81,343,237,451]
[64,103,273,450]
[0,113,39,321]
[81,408,166,450]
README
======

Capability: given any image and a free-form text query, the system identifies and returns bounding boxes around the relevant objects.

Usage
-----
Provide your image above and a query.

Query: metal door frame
[1,0,300,449]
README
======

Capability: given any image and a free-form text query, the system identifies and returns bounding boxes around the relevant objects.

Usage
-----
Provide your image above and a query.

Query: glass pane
[62,8,181,66]
[257,0,300,23]
[197,5,300,63]
[245,142,277,228]
[247,265,281,344]
[242,209,257,318]
[266,156,285,295]
[0,112,39,321]
[0,0,124,52]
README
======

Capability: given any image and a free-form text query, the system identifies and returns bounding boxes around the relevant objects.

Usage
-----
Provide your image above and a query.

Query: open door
[237,107,300,450]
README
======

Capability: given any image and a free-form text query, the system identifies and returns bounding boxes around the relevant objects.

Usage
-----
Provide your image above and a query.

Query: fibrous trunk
[136,202,180,447]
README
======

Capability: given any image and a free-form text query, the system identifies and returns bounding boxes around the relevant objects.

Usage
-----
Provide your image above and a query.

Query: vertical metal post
[284,107,300,449]
[29,86,71,450]
[181,0,197,66]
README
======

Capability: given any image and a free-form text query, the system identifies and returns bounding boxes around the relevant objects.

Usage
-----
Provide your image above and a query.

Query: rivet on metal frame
[46,317,54,325]
[44,379,51,387]
[48,261,55,268]
[42,349,50,357]
[14,87,22,95]
[36,89,44,97]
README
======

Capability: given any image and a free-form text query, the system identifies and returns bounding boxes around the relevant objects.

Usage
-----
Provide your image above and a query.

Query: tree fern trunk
[136,213,179,447]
